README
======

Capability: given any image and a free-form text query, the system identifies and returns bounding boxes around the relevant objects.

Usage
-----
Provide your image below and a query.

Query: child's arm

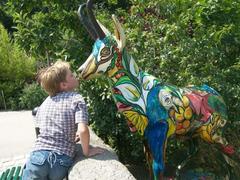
[77,123,90,156]
[76,123,104,157]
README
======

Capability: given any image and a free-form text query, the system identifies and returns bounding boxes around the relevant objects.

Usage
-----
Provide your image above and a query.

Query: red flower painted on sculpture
[185,92,213,123]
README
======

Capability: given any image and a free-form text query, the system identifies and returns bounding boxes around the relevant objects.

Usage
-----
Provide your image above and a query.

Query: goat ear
[97,20,111,36]
[112,15,126,51]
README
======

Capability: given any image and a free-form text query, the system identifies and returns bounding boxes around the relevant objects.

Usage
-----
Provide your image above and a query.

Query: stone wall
[68,129,135,179]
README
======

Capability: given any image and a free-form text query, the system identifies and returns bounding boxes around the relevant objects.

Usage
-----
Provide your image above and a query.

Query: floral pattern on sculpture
[167,95,193,135]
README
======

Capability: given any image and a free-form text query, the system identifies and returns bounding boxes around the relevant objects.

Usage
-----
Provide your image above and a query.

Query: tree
[5,0,93,67]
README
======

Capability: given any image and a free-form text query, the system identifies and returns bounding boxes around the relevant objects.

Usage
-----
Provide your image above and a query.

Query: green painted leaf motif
[129,57,139,77]
[115,76,131,86]
[143,79,150,90]
[110,53,118,68]
[142,74,156,90]
[116,83,141,102]
[113,93,128,104]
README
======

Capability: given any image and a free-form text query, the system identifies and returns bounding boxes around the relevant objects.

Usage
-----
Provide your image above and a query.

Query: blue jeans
[22,150,74,180]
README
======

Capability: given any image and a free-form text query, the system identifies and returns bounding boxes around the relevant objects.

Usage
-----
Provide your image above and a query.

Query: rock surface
[69,129,135,180]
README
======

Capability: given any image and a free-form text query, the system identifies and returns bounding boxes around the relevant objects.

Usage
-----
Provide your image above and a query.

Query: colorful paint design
[78,7,234,179]
[105,47,231,177]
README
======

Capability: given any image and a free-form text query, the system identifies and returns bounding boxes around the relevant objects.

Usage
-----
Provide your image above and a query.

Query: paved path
[0,111,35,159]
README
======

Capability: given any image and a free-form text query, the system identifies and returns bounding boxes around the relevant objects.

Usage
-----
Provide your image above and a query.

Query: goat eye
[100,47,110,57]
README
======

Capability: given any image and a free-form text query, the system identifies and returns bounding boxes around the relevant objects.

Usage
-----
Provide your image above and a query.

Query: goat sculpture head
[77,0,126,80]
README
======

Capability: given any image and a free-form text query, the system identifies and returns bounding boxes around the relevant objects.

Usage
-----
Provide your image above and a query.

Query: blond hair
[37,61,70,96]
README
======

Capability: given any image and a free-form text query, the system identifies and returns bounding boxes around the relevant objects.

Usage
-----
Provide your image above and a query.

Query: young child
[22,60,104,180]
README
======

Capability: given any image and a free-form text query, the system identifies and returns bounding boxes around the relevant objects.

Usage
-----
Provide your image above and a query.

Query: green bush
[19,83,48,110]
[0,23,35,110]
[0,81,24,110]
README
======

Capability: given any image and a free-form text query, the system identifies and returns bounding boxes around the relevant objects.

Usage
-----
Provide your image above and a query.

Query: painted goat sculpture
[77,1,235,179]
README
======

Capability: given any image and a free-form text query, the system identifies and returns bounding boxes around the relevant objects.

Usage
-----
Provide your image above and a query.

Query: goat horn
[78,3,98,40]
[86,0,106,40]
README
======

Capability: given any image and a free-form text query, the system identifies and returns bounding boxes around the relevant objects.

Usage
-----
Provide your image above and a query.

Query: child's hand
[87,147,105,157]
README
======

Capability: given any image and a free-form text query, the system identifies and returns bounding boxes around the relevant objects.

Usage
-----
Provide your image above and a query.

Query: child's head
[38,60,79,96]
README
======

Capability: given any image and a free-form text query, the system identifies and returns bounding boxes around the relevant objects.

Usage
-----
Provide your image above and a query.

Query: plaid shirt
[33,92,88,157]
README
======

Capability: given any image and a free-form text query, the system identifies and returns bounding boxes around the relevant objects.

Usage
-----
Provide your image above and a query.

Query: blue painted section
[144,85,168,177]
[92,39,103,60]
[146,86,168,125]
[201,84,220,96]
[145,121,168,177]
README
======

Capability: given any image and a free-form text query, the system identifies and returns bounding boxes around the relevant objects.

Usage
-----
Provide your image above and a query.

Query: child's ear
[60,82,67,91]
